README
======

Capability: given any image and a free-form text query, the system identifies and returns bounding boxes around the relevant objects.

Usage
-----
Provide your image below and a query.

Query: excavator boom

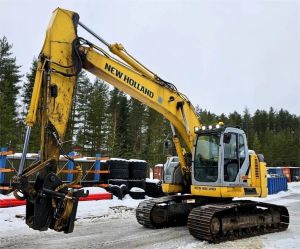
[15,7,200,233]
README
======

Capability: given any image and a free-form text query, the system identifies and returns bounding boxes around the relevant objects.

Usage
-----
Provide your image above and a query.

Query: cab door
[221,128,249,186]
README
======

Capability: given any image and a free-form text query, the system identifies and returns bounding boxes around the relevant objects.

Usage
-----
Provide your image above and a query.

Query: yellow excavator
[13,8,289,242]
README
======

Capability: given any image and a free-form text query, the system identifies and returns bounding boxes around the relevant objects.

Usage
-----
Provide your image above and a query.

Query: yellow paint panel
[162,183,183,193]
[191,185,262,198]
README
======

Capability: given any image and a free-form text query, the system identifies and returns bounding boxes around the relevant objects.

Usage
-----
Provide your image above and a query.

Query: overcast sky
[0,0,299,115]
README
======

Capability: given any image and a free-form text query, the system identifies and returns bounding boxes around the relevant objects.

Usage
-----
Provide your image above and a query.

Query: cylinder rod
[78,21,110,47]
[18,126,31,176]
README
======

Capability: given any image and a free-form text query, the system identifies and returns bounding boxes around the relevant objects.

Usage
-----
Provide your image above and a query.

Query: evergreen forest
[0,36,299,167]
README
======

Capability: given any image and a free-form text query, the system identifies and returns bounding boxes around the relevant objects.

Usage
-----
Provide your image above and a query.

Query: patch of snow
[1,182,300,247]
[238,181,300,203]
[129,159,147,163]
[109,158,128,161]
[82,187,108,194]
[146,178,161,184]
[0,192,15,199]
[0,193,144,235]
[130,187,145,193]
[7,153,39,159]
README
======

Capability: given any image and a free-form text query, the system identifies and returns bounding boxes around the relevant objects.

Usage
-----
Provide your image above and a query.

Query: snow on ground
[0,183,300,248]
[0,187,142,235]
[146,178,160,183]
[238,182,300,203]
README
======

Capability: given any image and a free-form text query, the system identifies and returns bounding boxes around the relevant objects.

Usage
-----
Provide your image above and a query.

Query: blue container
[67,151,76,182]
[267,176,288,195]
[94,153,101,181]
[0,147,8,184]
[268,178,273,195]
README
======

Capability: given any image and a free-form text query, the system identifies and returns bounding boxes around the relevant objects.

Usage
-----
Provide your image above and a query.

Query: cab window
[194,134,220,182]
[224,133,238,182]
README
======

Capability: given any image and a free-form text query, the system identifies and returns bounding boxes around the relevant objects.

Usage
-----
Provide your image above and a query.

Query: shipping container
[282,167,291,182]
[153,164,164,180]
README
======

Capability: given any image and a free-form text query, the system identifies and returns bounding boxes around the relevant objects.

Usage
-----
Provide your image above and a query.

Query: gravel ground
[1,188,300,249]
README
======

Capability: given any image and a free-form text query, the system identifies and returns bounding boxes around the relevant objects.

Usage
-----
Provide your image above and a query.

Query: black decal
[124,75,130,83]
[105,66,154,99]
[111,67,116,74]
[133,81,137,88]
[129,79,135,86]
[116,70,123,79]
[104,63,111,71]
[149,91,154,98]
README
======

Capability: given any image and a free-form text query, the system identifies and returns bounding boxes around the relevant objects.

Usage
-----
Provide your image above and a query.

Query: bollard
[94,153,101,181]
[67,151,76,182]
[0,147,8,185]
[0,147,8,194]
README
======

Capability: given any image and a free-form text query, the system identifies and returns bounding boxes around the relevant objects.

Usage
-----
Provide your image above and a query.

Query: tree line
[0,36,299,167]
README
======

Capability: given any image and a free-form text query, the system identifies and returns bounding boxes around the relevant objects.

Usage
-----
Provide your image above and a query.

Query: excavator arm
[15,8,200,232]
[80,44,201,176]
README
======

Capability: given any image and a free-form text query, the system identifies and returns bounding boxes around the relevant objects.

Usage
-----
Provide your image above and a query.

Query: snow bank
[0,192,144,235]
[129,159,147,163]
[146,178,161,184]
[1,182,299,242]
[82,187,108,194]
[7,153,39,159]
[0,192,15,199]
[110,158,128,161]
[238,181,300,203]
[130,187,145,193]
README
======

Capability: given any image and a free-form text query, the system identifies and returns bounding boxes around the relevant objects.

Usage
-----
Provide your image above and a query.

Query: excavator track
[136,195,198,228]
[187,201,289,243]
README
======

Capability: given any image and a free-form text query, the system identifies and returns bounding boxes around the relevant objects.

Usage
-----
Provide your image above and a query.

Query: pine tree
[196,108,218,125]
[143,107,171,166]
[252,132,262,153]
[242,108,254,148]
[106,88,121,155]
[114,93,130,157]
[74,72,93,152]
[127,98,146,158]
[268,107,276,132]
[228,111,242,127]
[0,37,22,149]
[85,79,109,155]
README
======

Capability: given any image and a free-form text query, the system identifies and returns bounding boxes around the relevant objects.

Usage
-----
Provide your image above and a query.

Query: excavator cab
[190,125,269,198]
[162,126,253,196]
[193,126,249,188]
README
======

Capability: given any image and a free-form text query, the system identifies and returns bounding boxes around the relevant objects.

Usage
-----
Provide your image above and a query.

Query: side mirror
[223,133,231,144]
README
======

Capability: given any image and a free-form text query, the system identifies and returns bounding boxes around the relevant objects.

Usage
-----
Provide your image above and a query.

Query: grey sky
[1,0,299,115]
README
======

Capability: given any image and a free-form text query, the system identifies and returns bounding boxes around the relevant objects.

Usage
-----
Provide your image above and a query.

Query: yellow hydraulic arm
[16,7,201,233]
[25,8,201,179]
